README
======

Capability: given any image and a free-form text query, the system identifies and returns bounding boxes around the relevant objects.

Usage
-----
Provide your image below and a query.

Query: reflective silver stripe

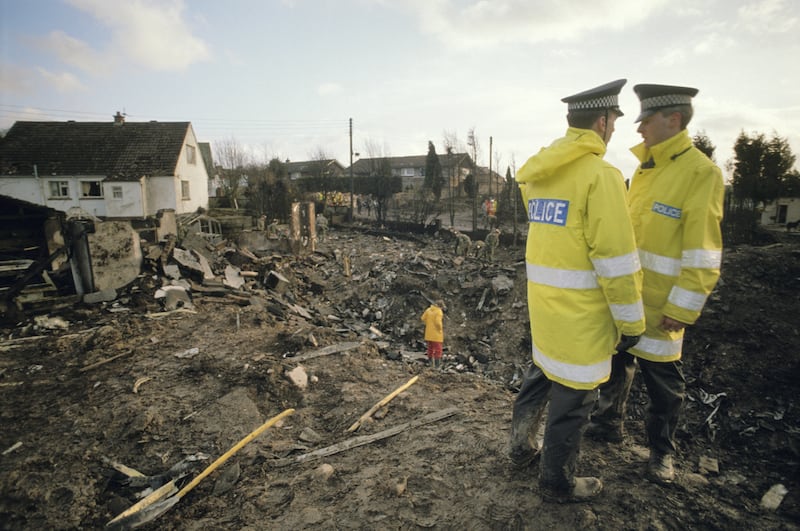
[609,301,645,323]
[633,335,682,358]
[668,286,707,312]
[526,263,598,289]
[639,249,680,277]
[682,249,722,269]
[532,343,610,384]
[591,251,641,278]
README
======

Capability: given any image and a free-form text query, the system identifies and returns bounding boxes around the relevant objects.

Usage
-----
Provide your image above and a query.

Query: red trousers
[426,341,443,360]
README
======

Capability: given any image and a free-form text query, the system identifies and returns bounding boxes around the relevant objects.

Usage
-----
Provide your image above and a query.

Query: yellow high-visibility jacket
[421,305,444,342]
[628,129,724,362]
[517,127,645,390]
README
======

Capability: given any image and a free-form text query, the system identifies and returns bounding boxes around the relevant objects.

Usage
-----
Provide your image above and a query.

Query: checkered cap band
[641,94,693,110]
[567,95,619,112]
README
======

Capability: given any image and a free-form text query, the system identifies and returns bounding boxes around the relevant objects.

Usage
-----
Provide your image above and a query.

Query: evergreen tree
[424,141,444,201]
[693,130,716,161]
[732,131,798,204]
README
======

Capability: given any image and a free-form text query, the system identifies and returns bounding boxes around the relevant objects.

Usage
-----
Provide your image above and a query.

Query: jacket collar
[630,129,692,168]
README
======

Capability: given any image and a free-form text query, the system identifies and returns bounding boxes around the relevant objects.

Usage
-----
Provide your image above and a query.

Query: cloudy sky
[1,0,798,180]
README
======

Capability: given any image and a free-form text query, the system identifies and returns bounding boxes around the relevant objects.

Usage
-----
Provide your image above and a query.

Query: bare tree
[362,139,394,224]
[467,127,482,231]
[214,136,251,209]
[442,133,457,227]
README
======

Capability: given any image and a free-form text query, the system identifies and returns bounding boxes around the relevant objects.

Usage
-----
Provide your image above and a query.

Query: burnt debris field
[1,219,799,530]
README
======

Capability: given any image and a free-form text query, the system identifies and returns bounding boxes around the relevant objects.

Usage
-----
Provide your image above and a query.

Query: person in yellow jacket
[588,84,724,486]
[421,299,445,369]
[508,79,645,502]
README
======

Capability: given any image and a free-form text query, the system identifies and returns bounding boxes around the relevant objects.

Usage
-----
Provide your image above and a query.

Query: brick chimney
[113,111,125,125]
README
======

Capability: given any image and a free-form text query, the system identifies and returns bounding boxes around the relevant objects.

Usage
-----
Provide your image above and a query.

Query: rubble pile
[133,225,530,381]
[0,221,798,529]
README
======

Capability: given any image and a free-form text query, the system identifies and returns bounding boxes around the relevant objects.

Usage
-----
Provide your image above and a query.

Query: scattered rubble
[0,209,798,529]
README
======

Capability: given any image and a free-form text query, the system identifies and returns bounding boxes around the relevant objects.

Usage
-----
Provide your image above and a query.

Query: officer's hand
[616,334,640,353]
[660,316,688,332]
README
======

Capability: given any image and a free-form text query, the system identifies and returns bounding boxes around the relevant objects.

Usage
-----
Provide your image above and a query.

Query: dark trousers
[510,364,596,490]
[592,351,686,454]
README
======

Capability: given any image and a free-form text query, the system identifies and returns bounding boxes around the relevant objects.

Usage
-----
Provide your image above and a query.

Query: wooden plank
[348,375,419,432]
[271,407,459,467]
[79,349,133,372]
[290,341,362,362]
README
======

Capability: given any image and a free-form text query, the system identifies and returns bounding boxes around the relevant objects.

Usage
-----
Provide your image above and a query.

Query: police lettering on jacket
[528,198,569,226]
[651,201,682,220]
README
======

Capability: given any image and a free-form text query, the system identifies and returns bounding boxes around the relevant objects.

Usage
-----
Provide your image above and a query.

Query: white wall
[104,181,145,218]
[0,177,43,204]
[761,198,800,225]
[0,175,107,216]
[171,125,210,214]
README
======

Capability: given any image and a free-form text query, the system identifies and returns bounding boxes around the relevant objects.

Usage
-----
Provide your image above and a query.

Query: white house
[0,114,209,218]
[760,197,800,227]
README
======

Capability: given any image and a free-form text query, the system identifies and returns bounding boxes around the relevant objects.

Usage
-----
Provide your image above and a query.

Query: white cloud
[38,31,107,74]
[654,47,687,67]
[0,63,37,95]
[738,0,799,33]
[401,0,672,49]
[692,32,735,55]
[66,0,210,71]
[36,68,87,92]
[318,82,343,96]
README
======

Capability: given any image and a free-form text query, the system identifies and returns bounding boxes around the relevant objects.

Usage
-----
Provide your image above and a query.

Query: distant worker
[473,240,486,260]
[485,228,500,262]
[454,230,471,257]
[421,299,446,369]
[316,213,329,242]
[267,219,280,239]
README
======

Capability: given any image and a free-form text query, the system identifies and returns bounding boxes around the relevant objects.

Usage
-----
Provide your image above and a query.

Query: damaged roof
[0,120,192,181]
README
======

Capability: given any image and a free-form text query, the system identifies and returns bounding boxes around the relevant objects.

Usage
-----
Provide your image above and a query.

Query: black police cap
[633,83,699,122]
[561,79,627,116]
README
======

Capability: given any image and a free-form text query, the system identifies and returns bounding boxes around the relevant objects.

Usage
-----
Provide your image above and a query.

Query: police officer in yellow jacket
[588,84,724,485]
[508,79,645,502]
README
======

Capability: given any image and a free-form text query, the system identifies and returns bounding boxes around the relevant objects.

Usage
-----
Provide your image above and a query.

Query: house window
[80,181,103,198]
[48,180,70,198]
[186,145,196,165]
[112,186,123,199]
[181,180,190,200]
[401,168,414,177]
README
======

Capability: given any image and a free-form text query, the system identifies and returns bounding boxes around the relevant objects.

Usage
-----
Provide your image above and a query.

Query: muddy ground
[0,216,798,530]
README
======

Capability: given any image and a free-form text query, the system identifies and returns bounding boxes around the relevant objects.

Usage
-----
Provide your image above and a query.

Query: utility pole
[349,118,354,222]
[447,147,454,227]
[489,136,493,200]
[468,129,478,232]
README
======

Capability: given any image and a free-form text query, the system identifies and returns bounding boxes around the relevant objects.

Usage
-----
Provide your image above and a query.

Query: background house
[760,197,800,227]
[285,159,345,181]
[0,113,209,219]
[348,152,473,194]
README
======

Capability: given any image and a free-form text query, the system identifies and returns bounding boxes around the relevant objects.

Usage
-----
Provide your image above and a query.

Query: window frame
[79,180,104,198]
[48,180,70,199]
[186,144,197,165]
